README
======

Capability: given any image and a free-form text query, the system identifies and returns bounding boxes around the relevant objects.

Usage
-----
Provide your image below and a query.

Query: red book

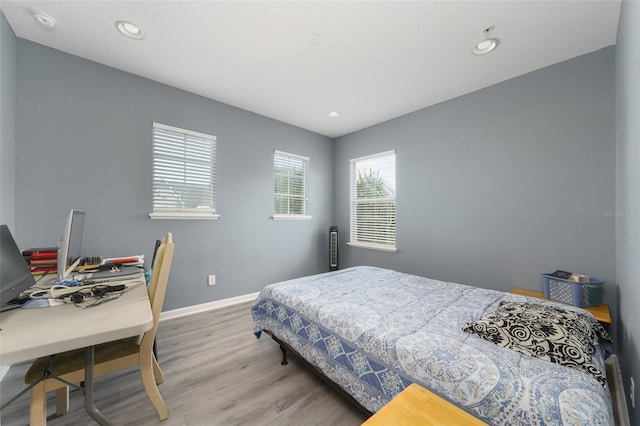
[30,266,58,274]
[22,247,58,256]
[29,252,58,259]
[28,258,58,266]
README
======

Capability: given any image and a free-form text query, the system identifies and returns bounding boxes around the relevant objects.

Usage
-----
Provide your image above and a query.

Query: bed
[251,266,614,425]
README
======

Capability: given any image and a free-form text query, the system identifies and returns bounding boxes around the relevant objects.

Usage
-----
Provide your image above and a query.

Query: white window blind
[273,150,310,220]
[349,150,397,251]
[150,122,218,219]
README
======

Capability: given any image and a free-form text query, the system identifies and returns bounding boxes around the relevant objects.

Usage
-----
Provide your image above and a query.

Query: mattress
[251,266,614,425]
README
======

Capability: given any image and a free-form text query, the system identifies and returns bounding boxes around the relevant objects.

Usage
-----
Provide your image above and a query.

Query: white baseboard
[159,292,260,322]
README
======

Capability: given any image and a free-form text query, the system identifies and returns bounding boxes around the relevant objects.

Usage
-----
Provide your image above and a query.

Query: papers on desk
[74,255,144,273]
[88,266,142,281]
[101,255,144,266]
[86,255,144,282]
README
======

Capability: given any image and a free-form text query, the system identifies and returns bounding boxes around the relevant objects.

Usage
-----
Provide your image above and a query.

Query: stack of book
[22,247,58,276]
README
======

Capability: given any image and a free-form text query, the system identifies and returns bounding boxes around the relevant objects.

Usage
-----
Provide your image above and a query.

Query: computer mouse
[21,299,64,309]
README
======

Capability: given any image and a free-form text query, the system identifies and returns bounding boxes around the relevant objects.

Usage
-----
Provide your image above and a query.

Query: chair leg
[140,355,168,420]
[30,382,47,426]
[55,386,69,416]
[152,355,164,385]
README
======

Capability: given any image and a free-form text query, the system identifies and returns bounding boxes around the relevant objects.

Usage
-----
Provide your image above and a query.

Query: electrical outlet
[208,275,216,286]
[631,377,635,409]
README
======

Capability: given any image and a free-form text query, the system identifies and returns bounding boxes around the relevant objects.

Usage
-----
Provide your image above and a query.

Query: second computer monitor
[57,209,86,281]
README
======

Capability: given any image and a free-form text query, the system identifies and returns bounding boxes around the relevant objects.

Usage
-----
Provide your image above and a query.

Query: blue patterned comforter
[251,266,613,425]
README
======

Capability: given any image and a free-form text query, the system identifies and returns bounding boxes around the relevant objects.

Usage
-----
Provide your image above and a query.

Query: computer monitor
[57,209,86,281]
[0,225,36,310]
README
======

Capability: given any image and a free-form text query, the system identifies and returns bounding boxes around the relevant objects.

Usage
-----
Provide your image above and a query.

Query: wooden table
[362,383,487,426]
[509,288,611,323]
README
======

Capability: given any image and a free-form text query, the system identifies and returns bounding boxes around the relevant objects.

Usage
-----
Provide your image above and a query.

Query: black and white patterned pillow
[462,302,612,386]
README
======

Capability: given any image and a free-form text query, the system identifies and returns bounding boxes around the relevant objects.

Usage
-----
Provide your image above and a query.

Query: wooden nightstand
[362,383,487,426]
[509,288,611,324]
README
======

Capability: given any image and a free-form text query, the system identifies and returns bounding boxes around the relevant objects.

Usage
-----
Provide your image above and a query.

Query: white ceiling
[1,1,621,138]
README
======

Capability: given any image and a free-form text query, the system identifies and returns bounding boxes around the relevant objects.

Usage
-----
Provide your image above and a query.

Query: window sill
[149,212,220,220]
[347,242,398,252]
[272,214,312,221]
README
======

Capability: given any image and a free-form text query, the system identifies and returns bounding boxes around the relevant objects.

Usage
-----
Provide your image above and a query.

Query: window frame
[272,149,311,221]
[149,122,219,220]
[348,149,397,252]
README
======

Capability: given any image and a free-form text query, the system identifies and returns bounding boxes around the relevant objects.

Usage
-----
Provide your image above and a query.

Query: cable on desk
[33,270,51,284]
[25,279,145,308]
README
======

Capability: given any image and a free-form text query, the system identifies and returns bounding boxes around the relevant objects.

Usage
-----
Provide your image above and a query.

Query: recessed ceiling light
[309,32,322,46]
[327,111,341,118]
[472,26,499,55]
[115,20,145,40]
[473,38,498,55]
[32,12,56,29]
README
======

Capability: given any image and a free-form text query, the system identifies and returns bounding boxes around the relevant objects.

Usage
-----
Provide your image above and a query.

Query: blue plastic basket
[541,274,604,307]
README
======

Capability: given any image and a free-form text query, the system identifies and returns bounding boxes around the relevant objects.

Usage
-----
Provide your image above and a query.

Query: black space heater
[329,226,339,271]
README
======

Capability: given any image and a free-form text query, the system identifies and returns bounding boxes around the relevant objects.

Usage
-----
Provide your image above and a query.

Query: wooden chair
[24,233,174,425]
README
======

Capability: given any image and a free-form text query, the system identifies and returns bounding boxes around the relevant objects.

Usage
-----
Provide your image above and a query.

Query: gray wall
[334,47,617,335]
[0,11,17,229]
[615,1,640,422]
[14,40,334,311]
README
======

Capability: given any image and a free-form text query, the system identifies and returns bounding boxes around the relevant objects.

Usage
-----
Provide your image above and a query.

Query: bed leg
[279,344,288,365]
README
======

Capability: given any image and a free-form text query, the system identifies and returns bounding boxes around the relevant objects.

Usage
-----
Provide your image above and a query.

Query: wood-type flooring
[0,301,368,426]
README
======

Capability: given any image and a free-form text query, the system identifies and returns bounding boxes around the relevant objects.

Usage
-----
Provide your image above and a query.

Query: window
[349,150,396,251]
[273,150,311,220]
[150,122,218,219]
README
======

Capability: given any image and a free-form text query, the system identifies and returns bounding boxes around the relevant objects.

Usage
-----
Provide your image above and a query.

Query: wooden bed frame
[265,331,373,417]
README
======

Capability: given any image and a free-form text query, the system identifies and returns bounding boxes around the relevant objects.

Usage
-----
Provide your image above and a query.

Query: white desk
[0,276,153,424]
